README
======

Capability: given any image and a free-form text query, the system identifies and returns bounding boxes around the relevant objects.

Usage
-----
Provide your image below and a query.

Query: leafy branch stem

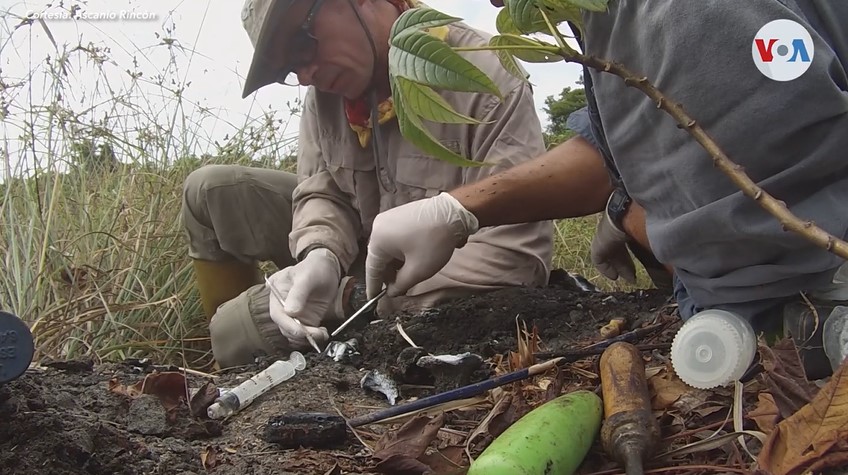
[453,45,561,54]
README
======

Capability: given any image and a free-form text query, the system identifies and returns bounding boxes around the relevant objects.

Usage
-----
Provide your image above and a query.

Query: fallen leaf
[649,366,706,411]
[488,389,531,438]
[671,391,711,416]
[543,369,565,402]
[110,371,188,410]
[190,381,220,419]
[324,463,342,475]
[200,445,218,470]
[508,318,539,371]
[372,413,445,474]
[693,404,727,419]
[749,392,781,435]
[758,338,818,418]
[757,359,848,475]
[419,445,466,472]
[373,454,433,474]
[466,393,511,451]
[436,429,466,448]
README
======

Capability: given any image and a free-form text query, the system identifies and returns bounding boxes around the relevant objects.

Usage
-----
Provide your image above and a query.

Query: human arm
[266,90,363,348]
[450,132,613,226]
[289,89,363,273]
[366,79,613,300]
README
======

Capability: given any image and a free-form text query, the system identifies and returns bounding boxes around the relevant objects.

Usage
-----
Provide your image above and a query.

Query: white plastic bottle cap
[671,309,756,389]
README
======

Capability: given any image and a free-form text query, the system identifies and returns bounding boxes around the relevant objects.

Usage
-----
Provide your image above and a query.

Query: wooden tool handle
[599,341,652,416]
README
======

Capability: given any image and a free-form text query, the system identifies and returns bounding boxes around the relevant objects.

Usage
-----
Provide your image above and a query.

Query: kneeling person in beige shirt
[181,0,554,368]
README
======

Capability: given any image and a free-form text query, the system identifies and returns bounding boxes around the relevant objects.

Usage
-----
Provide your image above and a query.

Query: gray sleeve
[582,0,848,315]
[564,106,603,151]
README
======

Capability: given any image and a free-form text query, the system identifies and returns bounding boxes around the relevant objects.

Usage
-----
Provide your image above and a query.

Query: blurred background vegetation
[1,12,650,370]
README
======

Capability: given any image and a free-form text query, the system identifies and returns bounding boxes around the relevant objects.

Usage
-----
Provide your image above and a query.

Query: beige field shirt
[289,20,554,314]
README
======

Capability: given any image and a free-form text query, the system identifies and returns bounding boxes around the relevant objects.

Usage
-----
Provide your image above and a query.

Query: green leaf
[504,0,583,35]
[496,7,522,35]
[491,47,529,83]
[393,76,485,125]
[393,81,486,168]
[389,30,502,98]
[390,7,461,39]
[506,0,541,34]
[541,0,608,13]
[490,34,561,63]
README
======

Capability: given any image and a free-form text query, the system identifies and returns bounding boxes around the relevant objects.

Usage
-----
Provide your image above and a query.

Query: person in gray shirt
[362,0,848,377]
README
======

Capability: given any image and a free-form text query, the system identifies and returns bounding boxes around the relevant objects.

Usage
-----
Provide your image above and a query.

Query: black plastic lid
[0,311,35,383]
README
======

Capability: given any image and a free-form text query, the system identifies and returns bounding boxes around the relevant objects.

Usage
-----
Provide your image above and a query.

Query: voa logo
[752,19,814,81]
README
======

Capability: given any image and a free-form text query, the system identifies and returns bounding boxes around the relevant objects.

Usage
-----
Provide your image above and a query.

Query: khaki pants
[182,164,363,367]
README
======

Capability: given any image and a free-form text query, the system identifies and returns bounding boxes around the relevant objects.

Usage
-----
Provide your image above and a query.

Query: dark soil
[0,272,675,474]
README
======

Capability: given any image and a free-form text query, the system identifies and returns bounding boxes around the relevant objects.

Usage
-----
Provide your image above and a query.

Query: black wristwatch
[606,187,632,230]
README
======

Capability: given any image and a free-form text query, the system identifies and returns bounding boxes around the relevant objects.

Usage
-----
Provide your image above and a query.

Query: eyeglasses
[277,0,325,86]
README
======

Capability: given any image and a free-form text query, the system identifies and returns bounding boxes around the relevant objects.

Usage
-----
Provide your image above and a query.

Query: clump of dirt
[0,276,674,474]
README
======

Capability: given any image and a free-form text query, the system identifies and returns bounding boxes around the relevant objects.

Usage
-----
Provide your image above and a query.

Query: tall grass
[1,9,298,368]
[0,7,646,369]
[551,216,653,291]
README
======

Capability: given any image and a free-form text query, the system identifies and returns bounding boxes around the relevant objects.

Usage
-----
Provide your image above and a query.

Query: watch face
[609,189,630,212]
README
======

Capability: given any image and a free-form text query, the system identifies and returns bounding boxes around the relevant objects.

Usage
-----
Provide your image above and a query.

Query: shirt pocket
[322,145,381,223]
[323,144,376,195]
[394,153,465,201]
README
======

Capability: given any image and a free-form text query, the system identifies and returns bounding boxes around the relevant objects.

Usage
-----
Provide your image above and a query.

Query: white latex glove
[365,192,479,299]
[267,247,341,349]
[590,211,637,284]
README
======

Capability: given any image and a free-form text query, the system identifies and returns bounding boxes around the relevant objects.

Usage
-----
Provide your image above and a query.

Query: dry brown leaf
[693,404,727,419]
[758,338,818,418]
[418,445,466,473]
[436,430,466,448]
[323,463,342,475]
[508,317,539,371]
[200,445,218,470]
[671,390,712,416]
[190,381,219,419]
[649,366,698,410]
[488,389,531,438]
[757,360,848,475]
[109,371,188,412]
[372,413,445,474]
[543,369,565,402]
[466,392,511,450]
[749,392,781,435]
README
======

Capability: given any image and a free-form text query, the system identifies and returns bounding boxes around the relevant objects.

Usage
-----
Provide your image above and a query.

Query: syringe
[208,351,307,419]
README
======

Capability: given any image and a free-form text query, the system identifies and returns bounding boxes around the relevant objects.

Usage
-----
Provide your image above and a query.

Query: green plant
[386,0,848,262]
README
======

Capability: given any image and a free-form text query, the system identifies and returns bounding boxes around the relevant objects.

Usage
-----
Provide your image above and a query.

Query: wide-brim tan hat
[241,0,299,98]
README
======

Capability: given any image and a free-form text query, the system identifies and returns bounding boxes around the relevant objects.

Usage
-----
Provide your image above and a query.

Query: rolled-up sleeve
[289,91,362,272]
[565,106,603,151]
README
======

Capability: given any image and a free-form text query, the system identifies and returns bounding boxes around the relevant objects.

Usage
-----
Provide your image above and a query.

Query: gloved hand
[365,192,479,299]
[590,211,637,284]
[266,247,342,349]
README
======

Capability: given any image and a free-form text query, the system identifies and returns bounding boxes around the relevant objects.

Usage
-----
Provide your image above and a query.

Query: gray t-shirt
[579,0,848,318]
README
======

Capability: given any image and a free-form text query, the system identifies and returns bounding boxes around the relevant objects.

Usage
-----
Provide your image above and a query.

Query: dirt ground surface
[1,272,684,475]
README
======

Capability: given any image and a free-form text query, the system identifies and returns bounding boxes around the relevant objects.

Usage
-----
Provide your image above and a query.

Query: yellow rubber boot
[192,258,261,320]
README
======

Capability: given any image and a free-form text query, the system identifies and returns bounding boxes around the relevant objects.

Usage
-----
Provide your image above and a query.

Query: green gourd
[467,390,603,475]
